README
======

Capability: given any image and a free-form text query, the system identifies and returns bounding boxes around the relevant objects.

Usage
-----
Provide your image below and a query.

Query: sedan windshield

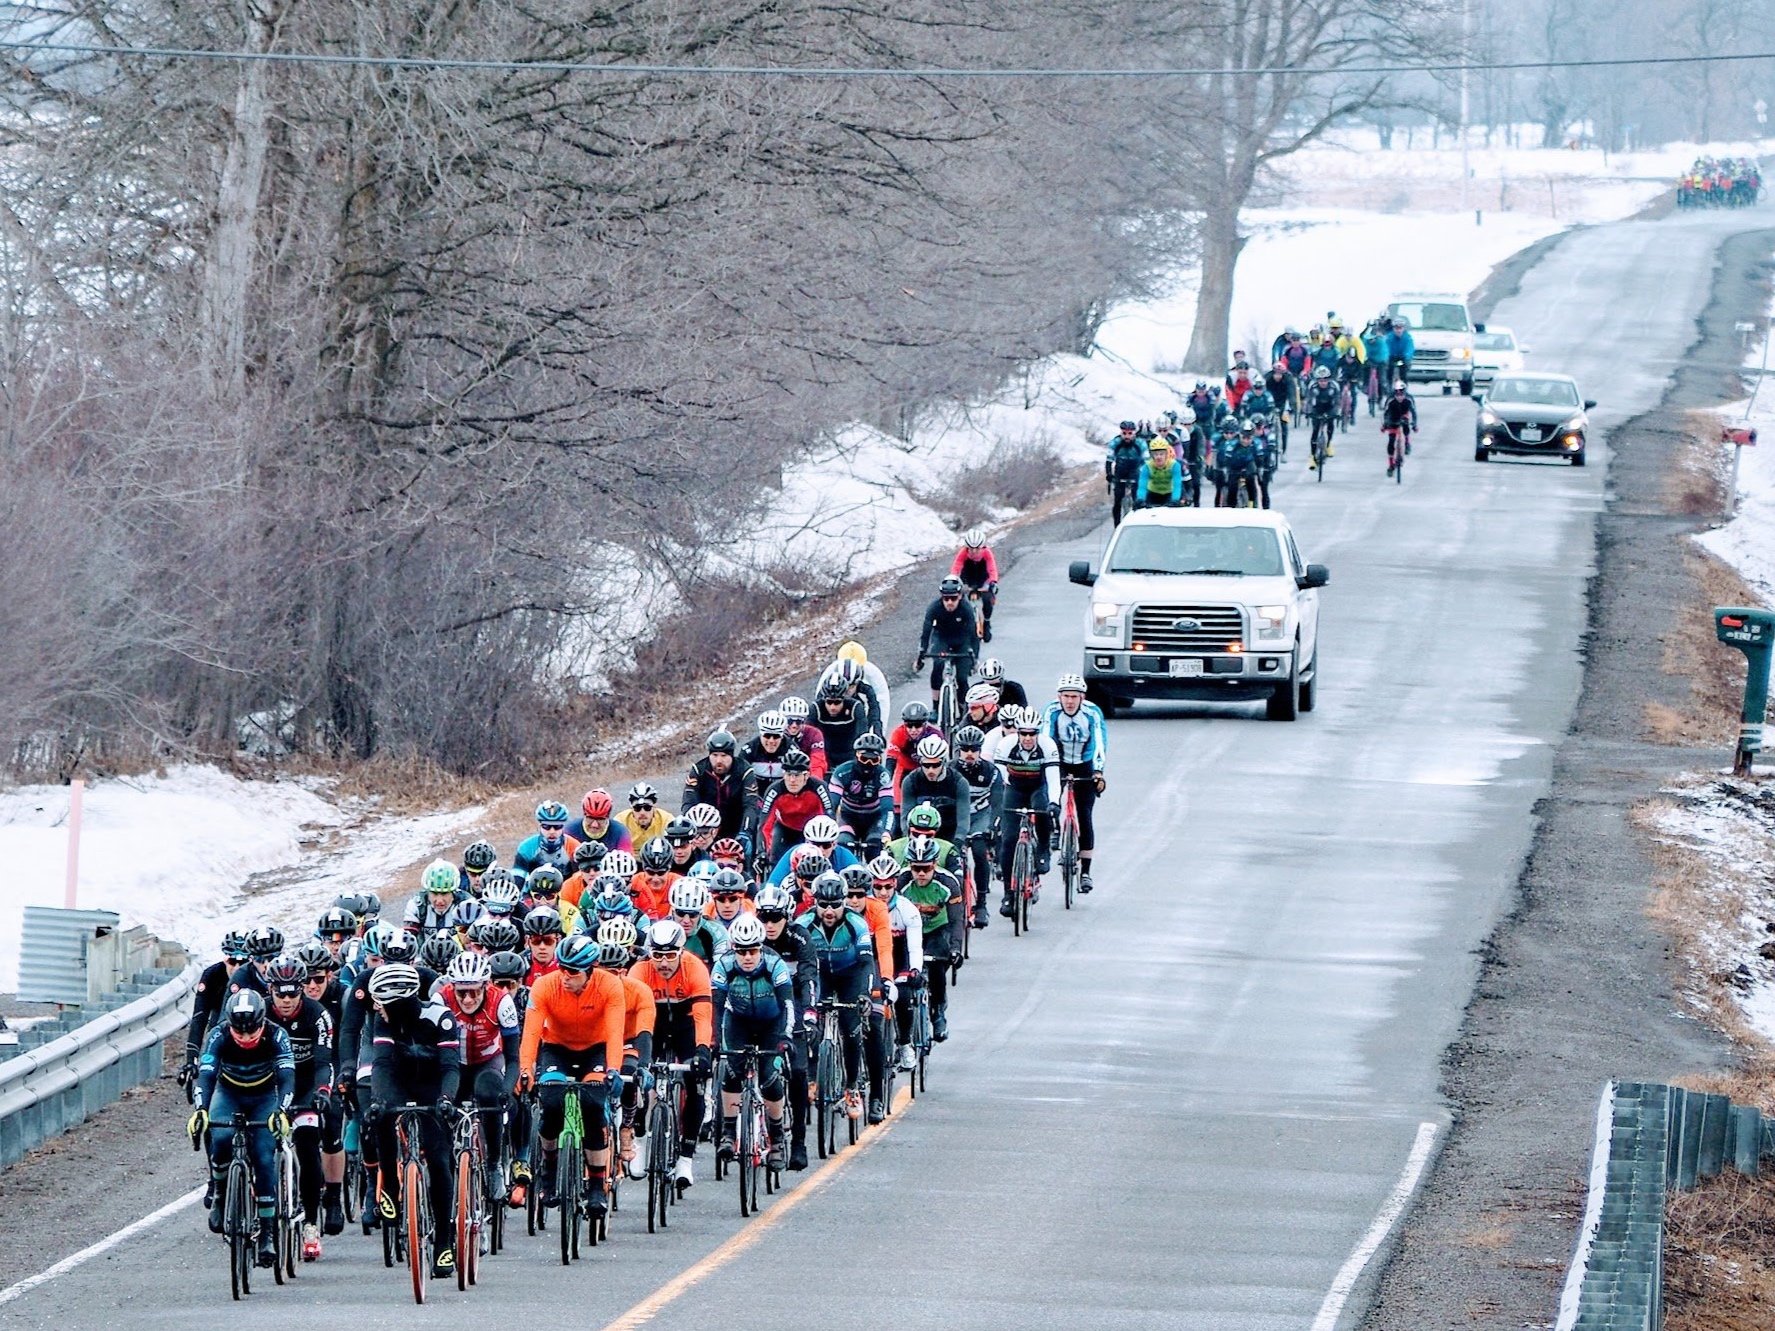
[1490,377,1579,408]
[1106,525,1285,577]
[1474,331,1515,351]
[1390,302,1470,332]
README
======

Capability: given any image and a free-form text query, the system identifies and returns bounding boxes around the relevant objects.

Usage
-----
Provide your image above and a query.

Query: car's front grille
[1129,603,1245,652]
[1416,348,1450,363]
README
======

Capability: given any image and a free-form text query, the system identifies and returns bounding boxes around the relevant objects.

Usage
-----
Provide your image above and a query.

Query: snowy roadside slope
[0,767,483,991]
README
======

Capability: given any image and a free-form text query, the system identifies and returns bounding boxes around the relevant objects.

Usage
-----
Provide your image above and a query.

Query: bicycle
[479,1100,508,1257]
[539,1072,588,1265]
[932,650,971,739]
[1384,424,1411,484]
[643,1061,690,1232]
[1005,805,1042,936]
[811,997,871,1157]
[275,1111,307,1279]
[724,1046,782,1217]
[1339,381,1358,430]
[523,1094,547,1240]
[383,1103,437,1305]
[451,1106,485,1290]
[193,1109,262,1300]
[1309,413,1334,479]
[1056,776,1084,911]
[906,976,933,1097]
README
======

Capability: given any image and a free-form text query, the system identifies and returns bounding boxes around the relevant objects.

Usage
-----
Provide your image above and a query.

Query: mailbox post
[1714,607,1775,774]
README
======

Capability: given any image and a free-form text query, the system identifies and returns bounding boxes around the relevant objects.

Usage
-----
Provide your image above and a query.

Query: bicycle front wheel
[737,1086,756,1218]
[558,1143,580,1265]
[646,1098,672,1232]
[225,1162,253,1300]
[455,1148,474,1290]
[1059,819,1079,910]
[815,1037,841,1159]
[402,1157,428,1305]
[1011,839,1031,937]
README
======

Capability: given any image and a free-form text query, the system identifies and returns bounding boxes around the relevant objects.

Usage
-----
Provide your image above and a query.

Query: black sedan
[1474,372,1596,466]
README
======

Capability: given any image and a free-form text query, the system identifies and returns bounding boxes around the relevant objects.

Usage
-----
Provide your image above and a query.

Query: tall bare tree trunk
[1184,199,1246,375]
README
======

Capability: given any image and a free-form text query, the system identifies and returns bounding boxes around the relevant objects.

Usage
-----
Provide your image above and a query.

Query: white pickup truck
[1387,292,1477,396]
[1067,508,1328,721]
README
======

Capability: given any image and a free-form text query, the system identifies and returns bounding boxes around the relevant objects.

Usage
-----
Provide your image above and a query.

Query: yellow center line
[599,1084,916,1331]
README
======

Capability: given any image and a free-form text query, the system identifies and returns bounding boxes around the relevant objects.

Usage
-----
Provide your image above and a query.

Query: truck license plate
[1169,659,1204,677]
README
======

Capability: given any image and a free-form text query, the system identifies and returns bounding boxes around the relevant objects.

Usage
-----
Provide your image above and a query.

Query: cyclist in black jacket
[182,931,254,1094]
[757,883,819,1171]
[916,576,979,707]
[265,956,341,1256]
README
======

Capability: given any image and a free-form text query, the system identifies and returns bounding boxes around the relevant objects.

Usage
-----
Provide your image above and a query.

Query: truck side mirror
[1298,564,1330,590]
[1474,323,1486,334]
[1068,560,1096,587]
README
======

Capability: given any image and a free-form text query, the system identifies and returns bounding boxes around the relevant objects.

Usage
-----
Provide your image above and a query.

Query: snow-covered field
[0,767,484,992]
[4,133,1757,986]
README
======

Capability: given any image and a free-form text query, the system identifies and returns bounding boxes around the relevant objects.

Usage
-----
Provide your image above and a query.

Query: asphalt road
[7,203,1768,1329]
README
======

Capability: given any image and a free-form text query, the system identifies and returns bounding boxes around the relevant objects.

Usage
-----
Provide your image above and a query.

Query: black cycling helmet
[906,834,941,866]
[791,848,831,882]
[954,724,986,750]
[901,701,931,725]
[462,840,497,873]
[638,839,674,873]
[526,864,565,898]
[293,940,334,976]
[522,906,563,939]
[418,934,461,972]
[488,951,528,983]
[853,731,887,756]
[663,816,697,845]
[265,956,308,994]
[573,839,608,870]
[359,891,383,921]
[316,905,358,936]
[246,925,285,961]
[380,929,420,964]
[816,673,849,702]
[225,989,267,1034]
[220,930,252,962]
[811,872,847,906]
[840,864,873,893]
[706,728,737,755]
[780,747,811,774]
[938,575,964,597]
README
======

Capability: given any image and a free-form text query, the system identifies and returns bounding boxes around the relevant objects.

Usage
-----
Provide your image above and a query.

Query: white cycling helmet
[446,952,493,986]
[728,917,767,949]
[757,710,787,737]
[687,803,722,830]
[998,704,1023,728]
[781,696,810,720]
[965,683,998,708]
[368,963,422,1004]
[602,850,638,879]
[962,528,986,549]
[978,657,1004,683]
[803,816,841,845]
[915,734,950,763]
[646,919,688,953]
[1057,672,1086,694]
[669,880,709,914]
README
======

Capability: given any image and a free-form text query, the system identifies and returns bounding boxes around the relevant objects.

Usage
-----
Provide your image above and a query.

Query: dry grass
[1665,1168,1775,1331]
[929,435,1068,529]
[1667,411,1734,518]
[1647,547,1764,748]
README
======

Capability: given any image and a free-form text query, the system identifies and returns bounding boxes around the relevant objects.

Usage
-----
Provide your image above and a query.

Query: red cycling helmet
[581,788,614,820]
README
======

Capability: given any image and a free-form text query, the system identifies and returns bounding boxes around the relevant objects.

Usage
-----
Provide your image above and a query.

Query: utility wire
[1,38,1774,80]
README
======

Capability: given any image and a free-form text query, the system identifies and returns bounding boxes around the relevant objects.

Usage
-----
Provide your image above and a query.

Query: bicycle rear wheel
[225,1162,253,1300]
[402,1157,428,1306]
[381,1171,399,1267]
[272,1145,293,1284]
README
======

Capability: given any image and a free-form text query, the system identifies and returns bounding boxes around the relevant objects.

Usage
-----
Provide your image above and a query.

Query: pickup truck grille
[1415,348,1450,363]
[1129,603,1245,652]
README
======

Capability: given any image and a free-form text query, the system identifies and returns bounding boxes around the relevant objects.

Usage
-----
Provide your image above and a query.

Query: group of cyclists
[178,589,1110,1292]
[1105,311,1424,512]
[1676,157,1762,209]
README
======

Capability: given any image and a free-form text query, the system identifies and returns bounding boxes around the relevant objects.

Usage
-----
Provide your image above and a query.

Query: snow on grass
[1695,265,1775,601]
[0,766,485,989]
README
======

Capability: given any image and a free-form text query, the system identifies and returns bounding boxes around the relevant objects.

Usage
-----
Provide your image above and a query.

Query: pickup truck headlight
[1254,604,1288,640]
[1090,602,1123,636]
[1453,346,1471,360]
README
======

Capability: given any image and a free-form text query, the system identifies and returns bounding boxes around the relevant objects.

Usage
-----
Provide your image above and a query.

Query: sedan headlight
[1090,602,1123,635]
[1478,408,1500,427]
[1254,604,1288,640]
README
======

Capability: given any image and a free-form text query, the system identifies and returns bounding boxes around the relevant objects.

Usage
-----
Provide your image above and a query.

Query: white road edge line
[0,1185,203,1307]
[1554,1081,1617,1331]
[1310,1120,1440,1331]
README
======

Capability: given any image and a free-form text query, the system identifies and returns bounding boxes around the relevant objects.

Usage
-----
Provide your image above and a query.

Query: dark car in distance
[1474,372,1596,466]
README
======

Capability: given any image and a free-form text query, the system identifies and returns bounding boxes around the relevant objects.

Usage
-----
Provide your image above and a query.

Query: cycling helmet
[669,880,709,915]
[901,701,931,726]
[628,781,660,807]
[998,704,1024,729]
[757,710,787,737]
[587,870,628,897]
[592,886,634,920]
[965,683,997,708]
[978,658,1004,683]
[907,803,942,833]
[361,921,399,961]
[469,918,522,953]
[359,891,383,921]
[462,840,497,873]
[938,575,965,597]
[791,848,830,882]
[482,879,522,917]
[367,963,422,1004]
[646,919,688,953]
[1057,672,1086,693]
[686,803,722,831]
[572,840,607,870]
[689,860,720,880]
[1014,709,1041,733]
[711,837,747,866]
[226,989,268,1033]
[753,884,795,917]
[811,873,847,906]
[664,817,696,844]
[581,788,614,820]
[380,929,419,965]
[1239,420,1255,434]
[1392,380,1408,393]
[781,696,810,720]
[868,853,901,882]
[727,917,767,950]
[853,732,887,757]
[554,935,598,972]
[522,906,563,939]
[535,800,570,828]
[780,747,811,774]
[1178,407,1196,425]
[602,850,638,879]
[526,864,565,898]
[914,734,950,763]
[954,725,986,750]
[422,859,458,895]
[418,934,461,972]
[840,864,873,893]
[246,925,285,961]
[265,956,308,994]
[1314,364,1331,380]
[816,671,849,702]
[315,906,357,936]
[638,839,674,873]
[803,816,841,845]
[706,728,737,755]
[480,865,514,895]
[905,835,940,866]
[710,867,748,896]
[488,951,527,983]
[963,527,987,549]
[832,658,863,688]
[331,893,370,920]
[454,899,485,929]
[294,941,335,976]
[446,951,493,986]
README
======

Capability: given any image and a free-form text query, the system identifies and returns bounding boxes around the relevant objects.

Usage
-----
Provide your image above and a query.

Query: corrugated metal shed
[16,907,121,1004]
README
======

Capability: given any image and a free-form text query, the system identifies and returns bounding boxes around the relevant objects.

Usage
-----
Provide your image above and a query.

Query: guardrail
[0,959,200,1169]
[1556,1080,1775,1331]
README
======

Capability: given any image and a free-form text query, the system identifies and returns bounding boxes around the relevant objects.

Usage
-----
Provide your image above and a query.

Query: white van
[1386,293,1476,396]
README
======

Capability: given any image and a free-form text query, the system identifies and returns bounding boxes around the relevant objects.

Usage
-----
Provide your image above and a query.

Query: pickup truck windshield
[1106,526,1285,577]
[1390,302,1470,332]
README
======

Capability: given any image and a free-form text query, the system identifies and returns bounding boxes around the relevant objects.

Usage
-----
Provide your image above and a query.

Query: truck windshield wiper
[1111,566,1188,575]
[1174,567,1245,576]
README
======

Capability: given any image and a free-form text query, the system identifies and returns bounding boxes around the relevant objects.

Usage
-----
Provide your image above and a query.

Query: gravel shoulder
[1360,224,1775,1329]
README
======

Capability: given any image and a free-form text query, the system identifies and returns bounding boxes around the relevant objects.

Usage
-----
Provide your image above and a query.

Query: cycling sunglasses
[733,945,762,957]
[538,821,567,833]
[919,761,944,770]
[755,910,786,924]
[843,888,869,899]
[630,800,656,812]
[712,890,746,902]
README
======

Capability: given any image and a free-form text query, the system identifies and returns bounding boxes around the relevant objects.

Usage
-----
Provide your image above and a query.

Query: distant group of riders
[1676,157,1762,209]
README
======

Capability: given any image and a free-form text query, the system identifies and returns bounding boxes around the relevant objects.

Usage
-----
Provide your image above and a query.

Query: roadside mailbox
[1714,607,1775,774]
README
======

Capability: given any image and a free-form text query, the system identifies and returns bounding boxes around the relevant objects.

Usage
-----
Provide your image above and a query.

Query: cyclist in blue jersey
[1040,673,1109,893]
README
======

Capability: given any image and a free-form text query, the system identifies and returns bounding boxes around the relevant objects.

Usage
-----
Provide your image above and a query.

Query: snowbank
[0,766,483,989]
